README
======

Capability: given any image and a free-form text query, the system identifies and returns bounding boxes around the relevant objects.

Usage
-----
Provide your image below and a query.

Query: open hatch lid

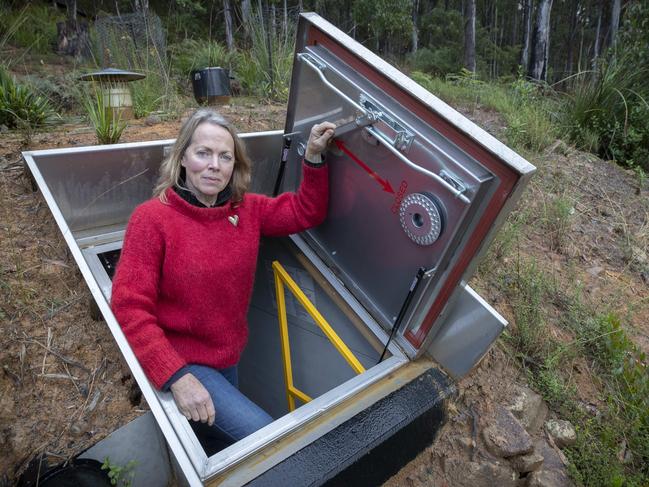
[279,13,535,357]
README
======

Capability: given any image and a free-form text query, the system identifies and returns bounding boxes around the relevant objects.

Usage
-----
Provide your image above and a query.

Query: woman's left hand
[305,121,336,162]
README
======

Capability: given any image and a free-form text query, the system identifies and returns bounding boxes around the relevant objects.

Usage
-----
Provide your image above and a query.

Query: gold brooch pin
[228,215,239,227]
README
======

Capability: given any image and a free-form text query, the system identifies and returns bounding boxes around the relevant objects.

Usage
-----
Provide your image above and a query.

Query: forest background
[1,1,648,486]
[1,0,648,170]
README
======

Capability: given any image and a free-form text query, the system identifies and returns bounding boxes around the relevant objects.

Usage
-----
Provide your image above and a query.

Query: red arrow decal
[334,140,395,194]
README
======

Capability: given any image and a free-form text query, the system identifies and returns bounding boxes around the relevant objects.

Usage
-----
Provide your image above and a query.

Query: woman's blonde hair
[154,108,252,204]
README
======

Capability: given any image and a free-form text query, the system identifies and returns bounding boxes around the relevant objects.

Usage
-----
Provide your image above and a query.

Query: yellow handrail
[272,260,366,412]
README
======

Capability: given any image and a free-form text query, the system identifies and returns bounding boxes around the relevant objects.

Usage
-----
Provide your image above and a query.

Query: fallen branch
[38,373,80,381]
[44,294,84,320]
[24,336,90,373]
[3,365,21,385]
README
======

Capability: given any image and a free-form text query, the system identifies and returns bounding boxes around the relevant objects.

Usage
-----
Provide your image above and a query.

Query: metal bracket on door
[359,94,414,152]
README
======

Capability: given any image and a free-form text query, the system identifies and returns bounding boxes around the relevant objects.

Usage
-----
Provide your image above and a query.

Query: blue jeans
[185,364,273,454]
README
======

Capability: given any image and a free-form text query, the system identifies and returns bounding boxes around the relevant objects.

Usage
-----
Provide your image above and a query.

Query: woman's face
[181,122,236,206]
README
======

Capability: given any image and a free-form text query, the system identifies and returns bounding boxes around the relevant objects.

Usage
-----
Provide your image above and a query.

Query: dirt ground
[1,86,648,484]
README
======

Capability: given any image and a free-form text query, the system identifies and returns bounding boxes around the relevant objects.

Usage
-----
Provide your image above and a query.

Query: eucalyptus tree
[528,0,553,81]
[463,0,476,72]
[520,0,533,70]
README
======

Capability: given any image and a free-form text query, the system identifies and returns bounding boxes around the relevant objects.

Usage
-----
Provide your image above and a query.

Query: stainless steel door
[280,14,535,356]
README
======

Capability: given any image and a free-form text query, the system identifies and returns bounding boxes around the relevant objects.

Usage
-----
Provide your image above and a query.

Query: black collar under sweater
[173,171,232,208]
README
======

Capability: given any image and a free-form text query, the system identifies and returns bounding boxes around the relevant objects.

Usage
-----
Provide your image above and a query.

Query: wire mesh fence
[95,12,166,71]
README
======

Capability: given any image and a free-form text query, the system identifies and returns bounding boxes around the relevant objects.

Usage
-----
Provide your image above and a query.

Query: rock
[545,419,577,448]
[576,400,601,418]
[70,420,89,436]
[586,266,604,277]
[0,124,8,133]
[533,438,567,471]
[640,271,649,285]
[457,436,476,453]
[546,139,569,155]
[86,390,101,412]
[631,245,649,265]
[617,440,634,465]
[506,385,548,433]
[483,406,534,458]
[144,114,161,126]
[527,468,571,487]
[444,459,518,487]
[510,451,544,473]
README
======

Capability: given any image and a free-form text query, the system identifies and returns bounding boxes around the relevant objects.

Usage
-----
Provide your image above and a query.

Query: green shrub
[562,55,649,169]
[82,84,127,144]
[408,47,462,77]
[171,39,238,77]
[417,7,463,67]
[412,70,556,152]
[0,66,59,129]
[234,8,294,102]
[130,73,166,119]
[0,2,63,54]
[23,73,84,113]
[492,251,649,485]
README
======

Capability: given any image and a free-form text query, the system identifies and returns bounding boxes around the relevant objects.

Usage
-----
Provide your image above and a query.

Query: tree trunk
[528,0,553,81]
[283,0,288,39]
[577,23,584,71]
[241,0,252,41]
[510,2,519,48]
[492,2,498,78]
[66,0,76,24]
[263,0,274,93]
[592,1,602,69]
[134,0,149,13]
[520,0,533,71]
[564,0,578,76]
[223,0,234,51]
[609,0,621,49]
[411,0,419,54]
[57,0,90,60]
[270,4,276,40]
[463,0,476,72]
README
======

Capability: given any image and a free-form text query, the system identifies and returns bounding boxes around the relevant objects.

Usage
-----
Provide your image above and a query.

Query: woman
[111,108,334,451]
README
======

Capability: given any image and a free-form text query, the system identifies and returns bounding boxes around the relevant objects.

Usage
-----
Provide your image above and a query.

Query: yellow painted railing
[272,260,366,412]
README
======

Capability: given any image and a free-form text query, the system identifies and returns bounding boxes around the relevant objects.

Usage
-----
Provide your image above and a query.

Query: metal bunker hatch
[22,12,535,487]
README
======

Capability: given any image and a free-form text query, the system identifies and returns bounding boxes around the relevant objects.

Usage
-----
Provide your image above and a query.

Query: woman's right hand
[305,121,336,162]
[170,373,216,426]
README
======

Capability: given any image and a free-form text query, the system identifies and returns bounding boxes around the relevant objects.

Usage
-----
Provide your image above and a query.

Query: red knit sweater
[111,163,328,389]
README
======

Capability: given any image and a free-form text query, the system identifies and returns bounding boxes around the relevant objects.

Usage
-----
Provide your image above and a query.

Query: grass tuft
[412,70,557,153]
[561,54,649,170]
[82,84,127,144]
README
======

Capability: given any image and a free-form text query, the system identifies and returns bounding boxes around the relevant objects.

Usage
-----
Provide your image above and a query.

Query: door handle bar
[365,126,471,203]
[298,53,367,115]
[298,52,470,203]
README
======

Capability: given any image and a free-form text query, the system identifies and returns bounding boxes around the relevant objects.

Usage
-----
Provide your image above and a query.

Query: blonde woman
[112,108,334,452]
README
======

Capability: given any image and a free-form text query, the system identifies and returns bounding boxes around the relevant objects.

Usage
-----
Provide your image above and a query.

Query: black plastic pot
[191,67,232,105]
[18,458,112,487]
